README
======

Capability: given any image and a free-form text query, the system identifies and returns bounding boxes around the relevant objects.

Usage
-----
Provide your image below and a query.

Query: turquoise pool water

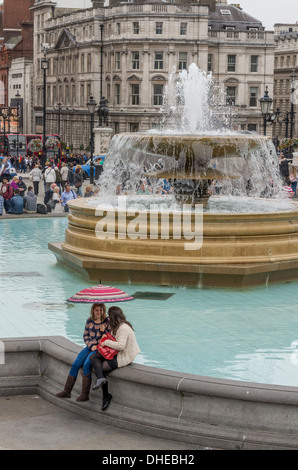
[1,217,298,387]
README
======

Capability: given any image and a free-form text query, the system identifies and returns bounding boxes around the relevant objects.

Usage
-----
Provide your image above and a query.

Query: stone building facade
[0,0,34,107]
[273,23,298,142]
[31,0,275,153]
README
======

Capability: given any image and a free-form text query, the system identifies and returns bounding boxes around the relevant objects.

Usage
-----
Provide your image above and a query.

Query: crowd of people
[0,154,97,216]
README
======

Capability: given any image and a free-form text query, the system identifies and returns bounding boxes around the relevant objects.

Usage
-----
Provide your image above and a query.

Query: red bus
[0,134,60,158]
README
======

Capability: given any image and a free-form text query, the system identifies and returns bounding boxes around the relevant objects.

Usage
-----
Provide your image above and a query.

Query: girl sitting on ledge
[90,306,140,411]
[56,303,110,402]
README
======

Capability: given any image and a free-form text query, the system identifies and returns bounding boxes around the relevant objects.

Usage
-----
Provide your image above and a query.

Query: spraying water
[96,64,291,212]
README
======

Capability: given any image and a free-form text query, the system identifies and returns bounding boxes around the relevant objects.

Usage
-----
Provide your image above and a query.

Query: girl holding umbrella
[56,284,134,404]
[56,303,110,402]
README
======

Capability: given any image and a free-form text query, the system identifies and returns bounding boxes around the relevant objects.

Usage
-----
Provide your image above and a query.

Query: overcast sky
[52,0,298,31]
[1,0,295,31]
[230,0,297,30]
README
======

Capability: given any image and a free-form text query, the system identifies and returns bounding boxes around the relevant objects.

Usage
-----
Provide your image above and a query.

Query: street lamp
[56,102,62,137]
[1,108,9,156]
[100,24,104,102]
[41,51,49,169]
[86,95,97,184]
[15,91,21,158]
[290,70,296,139]
[259,86,276,136]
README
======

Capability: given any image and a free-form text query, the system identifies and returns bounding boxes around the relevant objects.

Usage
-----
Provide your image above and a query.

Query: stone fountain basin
[48,197,298,288]
[119,132,269,180]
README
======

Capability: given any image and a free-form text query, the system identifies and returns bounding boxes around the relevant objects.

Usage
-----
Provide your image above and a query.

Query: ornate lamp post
[1,108,9,156]
[41,49,49,169]
[15,91,21,158]
[86,95,97,184]
[259,87,277,136]
[290,70,296,139]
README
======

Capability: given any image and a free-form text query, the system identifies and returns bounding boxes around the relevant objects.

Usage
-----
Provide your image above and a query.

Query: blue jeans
[69,346,96,378]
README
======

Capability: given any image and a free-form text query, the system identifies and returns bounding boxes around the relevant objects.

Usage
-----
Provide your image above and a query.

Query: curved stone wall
[1,336,298,449]
[49,198,298,287]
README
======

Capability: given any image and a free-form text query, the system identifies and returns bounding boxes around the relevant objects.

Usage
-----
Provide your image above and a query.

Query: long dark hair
[108,306,133,334]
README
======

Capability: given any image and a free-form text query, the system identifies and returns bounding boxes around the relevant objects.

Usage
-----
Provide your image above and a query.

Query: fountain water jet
[49,64,298,287]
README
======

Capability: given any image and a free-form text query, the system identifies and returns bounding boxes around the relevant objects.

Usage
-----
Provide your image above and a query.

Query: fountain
[49,64,298,287]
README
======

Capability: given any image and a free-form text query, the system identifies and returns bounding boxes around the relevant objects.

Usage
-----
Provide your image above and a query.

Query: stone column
[94,127,113,155]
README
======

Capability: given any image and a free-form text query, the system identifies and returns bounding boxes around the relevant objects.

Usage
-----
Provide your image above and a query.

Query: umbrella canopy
[67,284,134,303]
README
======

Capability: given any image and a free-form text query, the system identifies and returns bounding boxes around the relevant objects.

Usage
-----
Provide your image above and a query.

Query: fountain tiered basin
[49,64,298,287]
[49,193,298,287]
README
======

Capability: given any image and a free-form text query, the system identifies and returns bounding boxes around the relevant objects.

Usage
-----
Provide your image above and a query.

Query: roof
[209,4,263,31]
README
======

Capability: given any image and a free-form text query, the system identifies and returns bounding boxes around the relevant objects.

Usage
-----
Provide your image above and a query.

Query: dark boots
[55,375,76,398]
[56,374,91,402]
[76,375,92,402]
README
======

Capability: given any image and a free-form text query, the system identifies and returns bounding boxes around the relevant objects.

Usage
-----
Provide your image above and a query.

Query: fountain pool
[2,217,298,387]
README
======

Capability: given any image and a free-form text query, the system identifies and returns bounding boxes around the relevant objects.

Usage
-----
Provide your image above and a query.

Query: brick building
[0,0,34,107]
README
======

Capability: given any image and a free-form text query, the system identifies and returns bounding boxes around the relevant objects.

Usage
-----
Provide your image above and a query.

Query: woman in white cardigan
[90,306,140,411]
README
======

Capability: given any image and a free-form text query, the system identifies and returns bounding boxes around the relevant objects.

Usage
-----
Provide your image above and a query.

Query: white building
[8,57,34,134]
[31,0,275,153]
[273,23,298,142]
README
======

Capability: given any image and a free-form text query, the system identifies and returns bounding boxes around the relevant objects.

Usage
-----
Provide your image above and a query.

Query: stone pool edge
[1,336,298,450]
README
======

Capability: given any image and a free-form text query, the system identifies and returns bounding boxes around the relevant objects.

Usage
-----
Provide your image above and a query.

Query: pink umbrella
[67,284,134,303]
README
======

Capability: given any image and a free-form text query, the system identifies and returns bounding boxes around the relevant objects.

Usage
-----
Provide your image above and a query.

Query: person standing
[44,164,56,191]
[30,164,43,196]
[90,306,140,411]
[56,303,110,402]
[74,165,84,197]
[1,176,13,212]
[54,166,62,194]
[60,163,69,191]
[67,164,75,187]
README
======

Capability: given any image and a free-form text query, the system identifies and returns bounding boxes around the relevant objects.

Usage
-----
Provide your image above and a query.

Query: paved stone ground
[0,395,205,451]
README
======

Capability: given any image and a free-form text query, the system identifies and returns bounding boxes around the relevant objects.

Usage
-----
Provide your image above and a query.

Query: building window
[133,22,139,34]
[117,23,121,35]
[131,84,140,105]
[132,51,140,70]
[115,84,120,105]
[208,54,213,72]
[153,84,164,105]
[227,55,236,72]
[249,87,258,107]
[180,23,187,35]
[226,86,236,105]
[156,22,163,34]
[248,124,257,132]
[87,53,92,72]
[178,52,187,71]
[116,52,121,70]
[81,54,85,73]
[72,84,76,104]
[129,123,139,132]
[80,83,85,106]
[154,52,163,70]
[251,55,259,73]
[65,85,69,104]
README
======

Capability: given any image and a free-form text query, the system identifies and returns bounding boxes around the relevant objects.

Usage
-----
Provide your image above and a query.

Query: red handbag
[97,333,118,360]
